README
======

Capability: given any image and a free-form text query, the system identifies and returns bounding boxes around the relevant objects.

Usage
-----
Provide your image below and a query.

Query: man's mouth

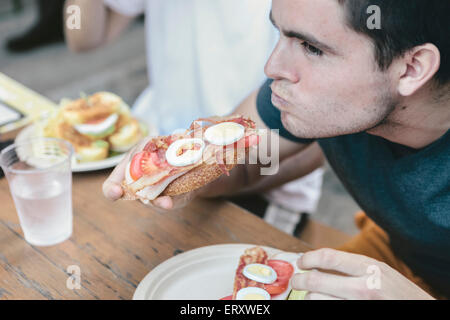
[270,82,290,108]
[271,91,289,109]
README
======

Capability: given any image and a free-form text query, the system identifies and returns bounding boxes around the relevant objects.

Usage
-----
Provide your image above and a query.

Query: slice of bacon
[135,170,188,202]
[215,149,230,176]
[232,247,269,300]
[127,168,174,193]
[143,134,186,153]
[143,141,158,153]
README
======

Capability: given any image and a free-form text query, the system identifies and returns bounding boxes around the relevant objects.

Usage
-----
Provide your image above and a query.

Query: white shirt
[104,0,276,134]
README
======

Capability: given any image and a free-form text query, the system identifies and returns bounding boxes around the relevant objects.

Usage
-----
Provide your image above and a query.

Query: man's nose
[264,40,299,83]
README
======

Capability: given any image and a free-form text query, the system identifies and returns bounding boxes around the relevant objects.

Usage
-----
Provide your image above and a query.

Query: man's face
[266,0,398,138]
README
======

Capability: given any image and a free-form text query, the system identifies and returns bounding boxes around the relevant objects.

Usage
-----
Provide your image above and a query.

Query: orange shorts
[337,211,447,300]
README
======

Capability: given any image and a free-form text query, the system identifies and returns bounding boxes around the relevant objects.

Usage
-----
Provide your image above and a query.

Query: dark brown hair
[338,0,449,86]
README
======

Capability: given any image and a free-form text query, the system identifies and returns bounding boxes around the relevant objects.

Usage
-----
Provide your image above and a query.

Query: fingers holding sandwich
[103,170,191,209]
[102,136,200,209]
[149,194,188,211]
[150,196,174,210]
[103,159,127,201]
[110,115,260,210]
[103,138,151,201]
[148,187,205,211]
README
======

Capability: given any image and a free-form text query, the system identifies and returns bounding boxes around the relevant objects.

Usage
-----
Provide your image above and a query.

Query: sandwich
[42,92,147,162]
[221,246,308,300]
[121,115,261,203]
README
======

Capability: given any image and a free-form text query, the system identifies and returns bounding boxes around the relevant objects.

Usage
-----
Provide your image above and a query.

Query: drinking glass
[0,137,74,246]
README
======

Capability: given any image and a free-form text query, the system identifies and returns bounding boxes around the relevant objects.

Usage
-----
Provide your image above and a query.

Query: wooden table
[0,170,312,300]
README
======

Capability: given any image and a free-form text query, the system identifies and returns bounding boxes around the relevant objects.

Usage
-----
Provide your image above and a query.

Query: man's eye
[301,42,323,56]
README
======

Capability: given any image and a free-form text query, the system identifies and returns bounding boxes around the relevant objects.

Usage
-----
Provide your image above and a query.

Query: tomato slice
[264,260,295,296]
[268,260,294,282]
[130,151,162,180]
[142,153,161,175]
[85,115,109,125]
[129,151,148,181]
[265,282,289,296]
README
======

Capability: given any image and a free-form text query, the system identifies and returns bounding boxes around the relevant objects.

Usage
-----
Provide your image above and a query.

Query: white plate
[15,122,158,172]
[133,243,303,300]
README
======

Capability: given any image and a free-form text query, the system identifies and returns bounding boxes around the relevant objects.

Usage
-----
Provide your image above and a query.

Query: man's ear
[397,43,441,97]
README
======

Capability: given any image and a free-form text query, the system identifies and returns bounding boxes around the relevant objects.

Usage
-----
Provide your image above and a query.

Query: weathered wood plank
[0,222,83,299]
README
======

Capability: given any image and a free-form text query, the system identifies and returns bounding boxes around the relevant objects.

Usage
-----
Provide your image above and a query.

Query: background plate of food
[15,92,157,172]
[133,243,307,300]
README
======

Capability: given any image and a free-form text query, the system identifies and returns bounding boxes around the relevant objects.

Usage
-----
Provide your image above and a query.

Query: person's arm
[64,0,134,52]
[239,141,324,195]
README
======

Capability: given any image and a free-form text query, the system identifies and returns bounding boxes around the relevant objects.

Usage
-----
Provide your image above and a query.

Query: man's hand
[291,248,435,300]
[102,139,199,210]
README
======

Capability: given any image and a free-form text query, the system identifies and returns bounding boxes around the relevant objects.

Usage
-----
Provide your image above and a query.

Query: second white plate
[15,122,158,172]
[133,243,303,300]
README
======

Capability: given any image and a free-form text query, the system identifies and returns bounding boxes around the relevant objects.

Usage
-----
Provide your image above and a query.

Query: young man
[104,0,449,299]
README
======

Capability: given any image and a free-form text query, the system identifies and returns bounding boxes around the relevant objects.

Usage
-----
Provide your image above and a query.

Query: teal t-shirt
[257,79,450,297]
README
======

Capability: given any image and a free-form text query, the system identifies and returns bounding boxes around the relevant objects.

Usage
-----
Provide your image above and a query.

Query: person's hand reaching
[102,138,203,210]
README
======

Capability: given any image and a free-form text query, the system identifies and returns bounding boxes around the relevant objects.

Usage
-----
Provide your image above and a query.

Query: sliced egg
[204,122,245,146]
[243,263,277,284]
[236,287,271,300]
[74,113,118,136]
[165,138,205,167]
